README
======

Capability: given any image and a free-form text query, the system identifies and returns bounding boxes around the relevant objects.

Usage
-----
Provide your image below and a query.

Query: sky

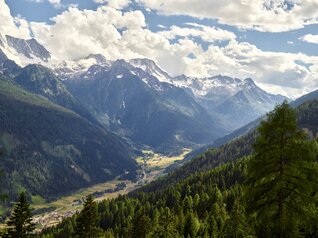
[1,0,318,98]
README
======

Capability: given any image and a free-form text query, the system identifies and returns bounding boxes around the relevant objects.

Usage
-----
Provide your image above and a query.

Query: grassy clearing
[31,195,46,205]
[142,148,191,171]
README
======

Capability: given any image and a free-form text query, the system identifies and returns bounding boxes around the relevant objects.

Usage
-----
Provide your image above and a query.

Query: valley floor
[31,148,192,231]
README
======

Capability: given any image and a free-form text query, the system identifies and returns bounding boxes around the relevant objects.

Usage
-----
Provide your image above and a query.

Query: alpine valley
[2,1,318,237]
[0,33,289,202]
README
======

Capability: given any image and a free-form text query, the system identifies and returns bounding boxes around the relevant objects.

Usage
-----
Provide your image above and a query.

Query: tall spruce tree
[131,211,151,238]
[183,212,200,238]
[246,101,318,238]
[6,192,35,238]
[75,194,101,238]
[151,208,178,238]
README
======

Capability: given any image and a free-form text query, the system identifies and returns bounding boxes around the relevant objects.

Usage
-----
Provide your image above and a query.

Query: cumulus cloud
[26,4,318,97]
[93,0,131,9]
[184,40,318,98]
[48,0,62,8]
[159,23,236,42]
[300,34,318,44]
[0,0,31,38]
[31,6,146,60]
[138,0,318,32]
[0,0,317,98]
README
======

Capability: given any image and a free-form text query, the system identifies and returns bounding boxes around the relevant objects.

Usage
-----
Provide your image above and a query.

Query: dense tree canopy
[74,195,102,238]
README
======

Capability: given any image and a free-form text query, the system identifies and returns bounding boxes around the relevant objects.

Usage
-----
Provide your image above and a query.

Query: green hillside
[0,79,137,201]
[39,99,318,238]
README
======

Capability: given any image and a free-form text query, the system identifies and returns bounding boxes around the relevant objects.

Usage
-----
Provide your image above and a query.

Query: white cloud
[159,23,236,42]
[0,0,317,98]
[28,0,62,8]
[48,0,62,8]
[31,6,146,60]
[27,4,318,98]
[157,24,167,29]
[300,34,318,44]
[184,40,318,98]
[93,0,131,9]
[139,0,318,32]
[0,0,31,38]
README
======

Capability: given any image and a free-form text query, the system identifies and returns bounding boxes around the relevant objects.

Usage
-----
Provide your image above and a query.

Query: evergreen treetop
[246,101,318,237]
[6,192,35,238]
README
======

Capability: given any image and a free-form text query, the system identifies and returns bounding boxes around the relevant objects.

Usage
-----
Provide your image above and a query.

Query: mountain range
[0,33,289,199]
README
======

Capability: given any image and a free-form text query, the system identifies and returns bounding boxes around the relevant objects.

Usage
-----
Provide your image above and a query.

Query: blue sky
[6,0,99,22]
[1,0,318,97]
[6,0,318,56]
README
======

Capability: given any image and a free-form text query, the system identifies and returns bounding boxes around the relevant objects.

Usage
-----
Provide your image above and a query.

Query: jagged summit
[0,33,51,65]
[0,33,288,131]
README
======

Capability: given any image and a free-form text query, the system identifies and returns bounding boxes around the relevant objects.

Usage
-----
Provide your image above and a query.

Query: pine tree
[58,220,74,238]
[6,192,35,238]
[224,199,251,238]
[131,212,151,238]
[75,194,101,238]
[183,212,200,238]
[150,208,178,238]
[246,102,318,237]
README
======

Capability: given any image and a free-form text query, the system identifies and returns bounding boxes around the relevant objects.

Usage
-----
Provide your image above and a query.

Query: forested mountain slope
[42,157,250,238]
[0,79,137,200]
[14,64,99,125]
[147,97,318,192]
[40,95,318,238]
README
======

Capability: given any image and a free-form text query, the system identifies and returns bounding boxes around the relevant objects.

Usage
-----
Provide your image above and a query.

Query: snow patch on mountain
[0,33,54,67]
[53,54,112,79]
[129,58,172,84]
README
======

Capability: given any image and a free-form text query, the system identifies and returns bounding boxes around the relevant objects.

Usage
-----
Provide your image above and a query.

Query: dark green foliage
[141,131,255,193]
[41,158,249,237]
[15,64,98,124]
[149,207,178,238]
[224,199,251,238]
[6,192,35,238]
[246,102,318,237]
[296,99,318,137]
[183,212,200,237]
[131,211,151,238]
[75,195,101,238]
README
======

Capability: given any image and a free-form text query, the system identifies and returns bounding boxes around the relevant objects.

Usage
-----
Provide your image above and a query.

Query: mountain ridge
[0,33,289,150]
[0,78,137,200]
[65,60,226,153]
